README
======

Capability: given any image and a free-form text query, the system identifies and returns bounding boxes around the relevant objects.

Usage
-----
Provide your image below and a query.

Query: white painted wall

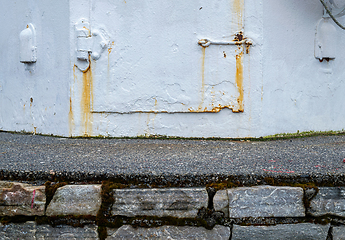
[0,0,70,136]
[1,0,344,138]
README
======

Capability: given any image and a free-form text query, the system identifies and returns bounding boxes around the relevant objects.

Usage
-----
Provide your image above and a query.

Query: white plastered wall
[0,0,70,136]
[1,0,344,138]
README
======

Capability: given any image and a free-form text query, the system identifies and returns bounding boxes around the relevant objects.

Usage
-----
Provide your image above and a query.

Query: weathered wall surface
[260,0,345,137]
[0,0,70,136]
[1,0,344,137]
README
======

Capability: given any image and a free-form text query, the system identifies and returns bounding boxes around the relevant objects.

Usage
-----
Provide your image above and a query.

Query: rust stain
[83,26,90,36]
[107,42,115,84]
[154,98,158,108]
[73,65,77,81]
[245,41,252,54]
[261,86,264,102]
[223,51,227,58]
[68,96,74,136]
[108,41,114,54]
[234,50,244,112]
[198,47,206,111]
[234,32,244,42]
[233,0,244,31]
[81,59,93,136]
[188,104,234,113]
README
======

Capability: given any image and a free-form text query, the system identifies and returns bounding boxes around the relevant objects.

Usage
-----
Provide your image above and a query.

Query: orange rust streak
[233,0,244,30]
[198,47,206,111]
[108,41,114,54]
[68,96,74,136]
[188,105,234,113]
[81,62,93,136]
[235,51,244,112]
[154,98,158,109]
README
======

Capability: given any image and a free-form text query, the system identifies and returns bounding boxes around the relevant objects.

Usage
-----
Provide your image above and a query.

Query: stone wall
[1,181,345,239]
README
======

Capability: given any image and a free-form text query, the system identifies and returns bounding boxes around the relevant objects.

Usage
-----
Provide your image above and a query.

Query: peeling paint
[187,41,245,114]
[188,104,235,113]
[3,0,345,139]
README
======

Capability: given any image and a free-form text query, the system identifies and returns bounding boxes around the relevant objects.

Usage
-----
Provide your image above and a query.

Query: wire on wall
[320,0,345,30]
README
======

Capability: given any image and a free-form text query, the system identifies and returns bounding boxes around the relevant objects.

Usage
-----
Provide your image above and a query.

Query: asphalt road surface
[1,131,345,184]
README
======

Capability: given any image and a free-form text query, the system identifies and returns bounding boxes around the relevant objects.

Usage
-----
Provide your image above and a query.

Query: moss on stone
[44,181,68,212]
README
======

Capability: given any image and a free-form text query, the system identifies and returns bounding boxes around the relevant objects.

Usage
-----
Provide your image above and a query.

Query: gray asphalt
[1,131,345,184]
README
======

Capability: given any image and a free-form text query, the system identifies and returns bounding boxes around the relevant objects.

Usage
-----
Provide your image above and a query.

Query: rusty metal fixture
[198,34,253,48]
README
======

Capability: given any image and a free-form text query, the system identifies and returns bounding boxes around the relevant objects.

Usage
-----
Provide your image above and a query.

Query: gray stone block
[36,224,99,239]
[0,222,98,239]
[112,188,208,218]
[333,226,345,240]
[309,187,345,217]
[0,221,36,239]
[213,190,229,217]
[232,223,330,240]
[228,185,305,218]
[106,225,230,240]
[46,185,101,216]
[0,181,45,216]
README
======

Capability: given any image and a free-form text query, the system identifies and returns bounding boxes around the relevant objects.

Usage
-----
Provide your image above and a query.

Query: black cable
[320,0,345,30]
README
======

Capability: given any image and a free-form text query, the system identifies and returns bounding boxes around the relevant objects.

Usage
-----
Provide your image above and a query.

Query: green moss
[258,130,345,141]
[263,177,275,185]
[44,181,68,211]
[3,129,344,141]
[35,215,95,227]
[0,216,34,224]
[98,226,107,239]
[96,180,128,240]
[206,182,227,191]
